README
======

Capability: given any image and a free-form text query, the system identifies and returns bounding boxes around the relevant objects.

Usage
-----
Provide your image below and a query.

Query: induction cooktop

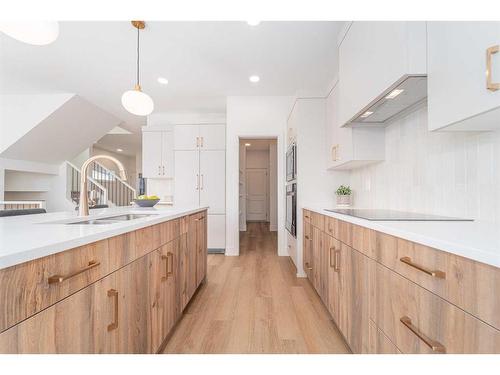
[324,209,473,221]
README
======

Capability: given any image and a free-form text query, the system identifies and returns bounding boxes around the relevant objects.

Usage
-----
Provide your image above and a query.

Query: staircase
[66,161,136,208]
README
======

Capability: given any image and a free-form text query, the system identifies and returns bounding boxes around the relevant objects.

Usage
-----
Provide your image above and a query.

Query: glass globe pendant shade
[0,21,59,45]
[121,85,154,116]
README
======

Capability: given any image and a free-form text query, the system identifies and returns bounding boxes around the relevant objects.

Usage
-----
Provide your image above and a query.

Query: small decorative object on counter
[134,194,160,207]
[335,185,352,207]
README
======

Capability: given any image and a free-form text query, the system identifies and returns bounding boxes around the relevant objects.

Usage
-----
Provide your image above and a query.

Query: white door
[174,150,199,207]
[174,125,199,150]
[161,131,174,178]
[199,124,226,150]
[199,150,225,214]
[246,168,268,221]
[142,131,163,178]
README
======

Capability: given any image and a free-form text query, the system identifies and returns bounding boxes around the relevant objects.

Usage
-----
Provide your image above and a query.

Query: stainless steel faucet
[78,155,127,216]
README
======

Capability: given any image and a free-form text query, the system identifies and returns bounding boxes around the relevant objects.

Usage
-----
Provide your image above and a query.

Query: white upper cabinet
[174,124,226,150]
[174,125,199,150]
[427,22,500,131]
[326,83,385,170]
[142,130,174,179]
[199,124,226,150]
[199,150,226,214]
[338,21,426,127]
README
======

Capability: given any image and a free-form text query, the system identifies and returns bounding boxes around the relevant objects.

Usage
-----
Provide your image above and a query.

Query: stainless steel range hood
[346,75,427,127]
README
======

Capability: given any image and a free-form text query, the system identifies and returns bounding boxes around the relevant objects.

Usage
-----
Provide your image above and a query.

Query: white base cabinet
[207,214,226,249]
[427,22,500,131]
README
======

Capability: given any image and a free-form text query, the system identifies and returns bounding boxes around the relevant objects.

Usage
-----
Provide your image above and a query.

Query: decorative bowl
[133,198,160,207]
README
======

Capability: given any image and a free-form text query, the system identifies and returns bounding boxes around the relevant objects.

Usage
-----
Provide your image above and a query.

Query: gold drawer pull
[48,260,100,284]
[400,316,446,353]
[304,215,310,219]
[304,235,312,241]
[107,289,119,332]
[400,257,446,279]
[195,216,205,221]
[167,252,174,276]
[334,250,341,272]
[305,262,313,270]
[486,45,499,92]
[329,246,335,268]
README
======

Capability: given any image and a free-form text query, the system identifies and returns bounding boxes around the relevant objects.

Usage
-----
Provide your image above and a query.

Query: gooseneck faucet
[79,155,127,216]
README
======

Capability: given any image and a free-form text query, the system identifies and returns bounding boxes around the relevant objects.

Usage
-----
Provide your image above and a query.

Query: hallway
[163,222,350,354]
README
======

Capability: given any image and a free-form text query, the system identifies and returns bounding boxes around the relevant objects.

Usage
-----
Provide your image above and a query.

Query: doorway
[239,138,277,234]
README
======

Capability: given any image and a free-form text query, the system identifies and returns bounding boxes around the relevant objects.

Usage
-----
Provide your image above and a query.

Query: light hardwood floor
[163,222,350,354]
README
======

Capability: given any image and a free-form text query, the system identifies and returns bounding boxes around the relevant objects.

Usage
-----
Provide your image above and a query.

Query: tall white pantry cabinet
[142,123,226,251]
[174,124,226,251]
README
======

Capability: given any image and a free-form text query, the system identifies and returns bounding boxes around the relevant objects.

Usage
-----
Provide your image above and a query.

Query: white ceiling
[1,21,342,135]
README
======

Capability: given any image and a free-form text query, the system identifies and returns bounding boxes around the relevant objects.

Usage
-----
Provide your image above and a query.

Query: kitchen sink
[66,213,157,225]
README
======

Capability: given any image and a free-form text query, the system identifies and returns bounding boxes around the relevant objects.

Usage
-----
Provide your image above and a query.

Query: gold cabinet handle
[400,316,446,353]
[161,254,169,281]
[200,174,204,190]
[196,174,199,190]
[334,250,341,272]
[196,136,200,147]
[158,165,161,175]
[162,165,165,175]
[486,45,500,92]
[400,257,446,279]
[201,136,204,147]
[167,252,174,276]
[329,246,335,268]
[107,289,119,332]
[304,215,310,219]
[195,216,205,221]
[48,260,100,285]
[305,262,313,270]
[304,235,312,241]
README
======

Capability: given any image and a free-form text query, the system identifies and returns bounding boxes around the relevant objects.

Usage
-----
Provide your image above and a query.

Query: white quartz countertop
[305,207,500,269]
[0,205,207,270]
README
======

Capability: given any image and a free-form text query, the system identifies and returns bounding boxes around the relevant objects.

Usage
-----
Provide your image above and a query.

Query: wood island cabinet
[0,210,208,354]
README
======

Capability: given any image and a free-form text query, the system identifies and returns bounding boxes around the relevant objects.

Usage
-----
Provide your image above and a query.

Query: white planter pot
[336,194,352,207]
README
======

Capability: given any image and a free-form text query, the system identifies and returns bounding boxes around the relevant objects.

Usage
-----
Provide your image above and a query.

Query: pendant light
[121,21,154,116]
[0,21,59,45]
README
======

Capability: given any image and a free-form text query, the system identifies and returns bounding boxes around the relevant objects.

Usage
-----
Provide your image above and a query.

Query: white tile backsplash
[349,106,500,223]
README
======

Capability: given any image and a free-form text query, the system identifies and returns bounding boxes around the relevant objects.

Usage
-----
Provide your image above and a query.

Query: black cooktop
[325,209,473,221]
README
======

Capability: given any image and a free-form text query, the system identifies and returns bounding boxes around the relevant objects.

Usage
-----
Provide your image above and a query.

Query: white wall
[350,106,500,224]
[269,142,278,231]
[226,96,295,256]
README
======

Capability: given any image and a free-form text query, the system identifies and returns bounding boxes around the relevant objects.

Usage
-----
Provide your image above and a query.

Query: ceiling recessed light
[249,75,260,83]
[385,89,404,99]
[116,148,123,152]
[245,143,251,147]
[157,77,169,85]
[360,111,374,118]
[247,20,261,26]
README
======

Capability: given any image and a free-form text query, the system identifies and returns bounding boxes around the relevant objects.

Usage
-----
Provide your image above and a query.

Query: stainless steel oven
[286,143,297,182]
[286,183,296,237]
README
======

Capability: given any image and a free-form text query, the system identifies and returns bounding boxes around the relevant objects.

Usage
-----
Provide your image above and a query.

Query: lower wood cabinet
[0,210,208,354]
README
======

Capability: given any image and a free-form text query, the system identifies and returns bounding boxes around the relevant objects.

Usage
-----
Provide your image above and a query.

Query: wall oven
[286,143,297,182]
[286,183,296,238]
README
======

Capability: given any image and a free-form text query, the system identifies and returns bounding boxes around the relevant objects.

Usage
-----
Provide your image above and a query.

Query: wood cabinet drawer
[0,240,110,333]
[368,320,401,354]
[153,219,181,249]
[324,216,338,238]
[303,210,312,224]
[370,261,500,353]
[374,232,500,330]
[310,212,325,231]
[337,220,375,258]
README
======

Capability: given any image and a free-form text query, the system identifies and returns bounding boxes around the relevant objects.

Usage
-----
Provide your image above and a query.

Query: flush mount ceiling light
[360,111,374,118]
[245,143,251,147]
[0,21,59,45]
[247,20,261,26]
[157,77,169,85]
[249,75,260,83]
[121,21,154,116]
[385,89,405,99]
[116,148,123,152]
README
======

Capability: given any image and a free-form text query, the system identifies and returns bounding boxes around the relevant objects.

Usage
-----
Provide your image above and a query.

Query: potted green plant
[335,185,352,207]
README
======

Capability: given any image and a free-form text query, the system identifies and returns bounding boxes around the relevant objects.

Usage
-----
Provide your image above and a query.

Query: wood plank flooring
[163,222,350,354]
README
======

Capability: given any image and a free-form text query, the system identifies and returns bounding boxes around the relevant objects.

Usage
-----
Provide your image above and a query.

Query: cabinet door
[195,213,207,286]
[312,226,322,296]
[174,150,199,207]
[174,125,199,150]
[199,124,226,150]
[142,131,163,178]
[427,22,500,131]
[96,256,150,354]
[303,222,313,280]
[0,283,96,353]
[187,214,200,300]
[161,131,175,178]
[178,230,190,311]
[199,150,225,214]
[325,234,341,323]
[339,243,370,354]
